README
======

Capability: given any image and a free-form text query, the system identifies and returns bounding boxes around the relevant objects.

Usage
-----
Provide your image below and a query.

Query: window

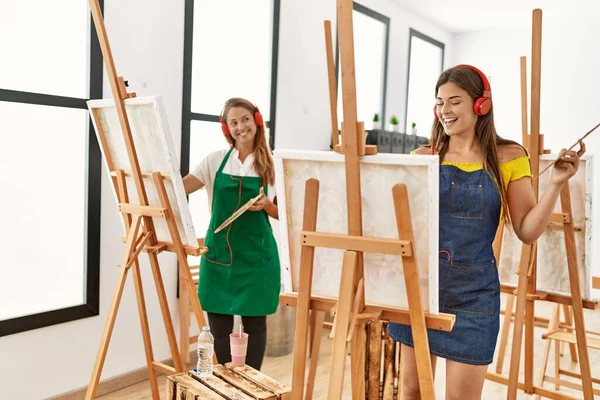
[0,1,103,336]
[336,3,390,134]
[181,0,280,269]
[404,29,445,137]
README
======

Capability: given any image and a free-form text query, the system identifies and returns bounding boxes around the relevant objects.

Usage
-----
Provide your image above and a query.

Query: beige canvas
[87,96,198,247]
[274,150,440,313]
[498,155,594,299]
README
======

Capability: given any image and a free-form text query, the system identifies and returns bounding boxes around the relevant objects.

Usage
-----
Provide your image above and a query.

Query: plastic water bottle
[196,326,214,377]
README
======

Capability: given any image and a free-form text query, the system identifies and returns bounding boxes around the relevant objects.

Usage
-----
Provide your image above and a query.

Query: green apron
[198,148,280,316]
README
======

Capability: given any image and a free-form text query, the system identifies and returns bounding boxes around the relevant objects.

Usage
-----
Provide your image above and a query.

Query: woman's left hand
[551,140,586,185]
[249,187,272,211]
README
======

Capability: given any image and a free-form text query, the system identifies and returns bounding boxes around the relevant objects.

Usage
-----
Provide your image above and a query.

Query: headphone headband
[456,64,491,99]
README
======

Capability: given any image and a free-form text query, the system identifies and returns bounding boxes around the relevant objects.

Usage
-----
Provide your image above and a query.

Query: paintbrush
[533,121,600,181]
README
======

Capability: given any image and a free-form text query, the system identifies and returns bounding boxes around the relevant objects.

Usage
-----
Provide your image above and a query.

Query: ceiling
[392,0,600,33]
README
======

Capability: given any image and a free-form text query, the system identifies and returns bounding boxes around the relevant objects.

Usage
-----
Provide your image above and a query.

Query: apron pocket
[441,261,496,315]
[203,228,232,265]
[450,183,484,220]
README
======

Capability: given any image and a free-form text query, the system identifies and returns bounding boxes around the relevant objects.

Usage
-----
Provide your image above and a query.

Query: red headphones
[219,104,264,136]
[433,64,492,119]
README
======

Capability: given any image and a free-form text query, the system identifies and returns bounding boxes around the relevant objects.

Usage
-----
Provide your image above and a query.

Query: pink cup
[229,332,249,366]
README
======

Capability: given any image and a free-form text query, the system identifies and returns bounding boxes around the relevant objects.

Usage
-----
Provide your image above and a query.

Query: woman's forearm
[517,182,564,244]
[265,202,279,220]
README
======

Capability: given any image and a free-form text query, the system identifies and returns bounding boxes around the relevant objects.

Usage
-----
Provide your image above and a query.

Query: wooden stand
[85,1,211,398]
[282,1,455,399]
[167,364,291,399]
[485,9,596,400]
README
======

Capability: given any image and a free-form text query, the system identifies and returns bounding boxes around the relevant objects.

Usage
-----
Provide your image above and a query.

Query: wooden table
[166,363,291,400]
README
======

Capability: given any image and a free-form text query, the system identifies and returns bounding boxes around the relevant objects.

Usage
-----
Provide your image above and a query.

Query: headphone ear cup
[254,111,264,127]
[219,116,230,136]
[473,97,492,116]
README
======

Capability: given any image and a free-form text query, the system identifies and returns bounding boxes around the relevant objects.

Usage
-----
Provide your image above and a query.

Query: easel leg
[367,321,383,400]
[85,215,142,400]
[350,293,367,399]
[130,260,161,399]
[328,251,358,399]
[291,179,320,400]
[179,275,191,365]
[533,303,560,400]
[306,310,326,400]
[560,184,593,399]
[562,304,578,363]
[393,184,435,399]
[507,243,532,399]
[495,293,515,373]
[151,172,211,364]
[147,251,185,372]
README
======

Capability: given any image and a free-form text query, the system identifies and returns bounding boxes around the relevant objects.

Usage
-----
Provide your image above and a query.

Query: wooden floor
[98,300,600,399]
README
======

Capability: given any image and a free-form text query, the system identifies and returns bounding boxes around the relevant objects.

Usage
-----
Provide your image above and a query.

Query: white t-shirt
[190,148,277,213]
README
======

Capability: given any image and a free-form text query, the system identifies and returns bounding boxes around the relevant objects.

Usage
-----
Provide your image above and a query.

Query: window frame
[0,0,104,337]
[180,0,281,171]
[334,2,390,143]
[403,28,445,136]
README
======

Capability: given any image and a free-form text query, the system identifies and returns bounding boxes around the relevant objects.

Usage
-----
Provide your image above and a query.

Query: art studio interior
[1,0,600,399]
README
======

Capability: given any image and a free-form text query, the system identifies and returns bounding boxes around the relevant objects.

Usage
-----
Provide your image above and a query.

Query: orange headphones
[431,65,492,155]
[219,102,264,136]
[433,64,492,119]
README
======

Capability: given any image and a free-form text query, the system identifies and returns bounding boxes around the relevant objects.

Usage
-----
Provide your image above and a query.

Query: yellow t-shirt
[441,156,533,188]
[410,152,533,188]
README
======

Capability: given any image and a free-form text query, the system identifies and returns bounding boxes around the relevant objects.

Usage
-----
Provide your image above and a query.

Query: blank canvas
[274,150,440,313]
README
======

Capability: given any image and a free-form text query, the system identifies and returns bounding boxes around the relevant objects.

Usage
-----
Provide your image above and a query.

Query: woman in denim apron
[388,65,585,399]
[183,98,280,370]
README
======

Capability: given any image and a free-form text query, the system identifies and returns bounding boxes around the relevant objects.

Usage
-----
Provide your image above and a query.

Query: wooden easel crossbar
[84,1,211,398]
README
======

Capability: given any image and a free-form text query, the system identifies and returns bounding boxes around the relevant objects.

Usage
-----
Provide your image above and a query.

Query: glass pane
[338,10,387,131]
[405,36,443,136]
[0,102,88,320]
[186,120,231,267]
[0,1,90,98]
[191,0,273,118]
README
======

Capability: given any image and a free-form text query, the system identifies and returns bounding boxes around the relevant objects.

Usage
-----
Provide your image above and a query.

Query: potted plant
[390,115,399,132]
[372,113,381,130]
[411,122,417,135]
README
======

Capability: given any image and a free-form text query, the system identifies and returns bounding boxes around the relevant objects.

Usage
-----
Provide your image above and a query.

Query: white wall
[451,16,600,289]
[0,1,452,398]
[275,0,453,150]
[0,1,188,399]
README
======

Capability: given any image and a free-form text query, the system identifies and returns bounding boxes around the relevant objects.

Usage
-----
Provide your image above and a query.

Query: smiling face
[226,106,258,149]
[435,81,478,138]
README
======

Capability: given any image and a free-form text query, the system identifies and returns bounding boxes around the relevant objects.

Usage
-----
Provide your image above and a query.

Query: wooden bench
[166,363,291,400]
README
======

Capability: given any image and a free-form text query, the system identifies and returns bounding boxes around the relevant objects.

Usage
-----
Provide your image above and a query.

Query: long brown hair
[429,66,524,224]
[221,97,275,186]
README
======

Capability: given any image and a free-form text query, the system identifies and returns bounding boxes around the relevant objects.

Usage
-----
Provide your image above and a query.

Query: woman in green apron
[183,97,280,370]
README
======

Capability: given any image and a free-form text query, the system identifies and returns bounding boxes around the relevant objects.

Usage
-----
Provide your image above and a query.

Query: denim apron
[198,149,280,317]
[388,164,501,365]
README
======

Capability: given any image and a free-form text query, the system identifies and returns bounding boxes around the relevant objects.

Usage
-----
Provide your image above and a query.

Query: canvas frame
[87,95,198,247]
[498,154,594,299]
[274,150,440,313]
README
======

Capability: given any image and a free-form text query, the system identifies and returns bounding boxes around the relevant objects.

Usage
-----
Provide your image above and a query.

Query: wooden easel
[485,9,596,400]
[85,1,211,398]
[280,1,455,399]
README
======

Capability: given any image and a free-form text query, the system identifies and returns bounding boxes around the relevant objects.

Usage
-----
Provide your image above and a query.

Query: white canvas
[88,96,198,247]
[498,155,594,300]
[274,150,440,313]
